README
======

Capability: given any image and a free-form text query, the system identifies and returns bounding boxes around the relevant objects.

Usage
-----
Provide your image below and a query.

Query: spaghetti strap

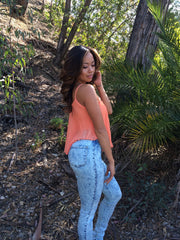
[74,84,83,100]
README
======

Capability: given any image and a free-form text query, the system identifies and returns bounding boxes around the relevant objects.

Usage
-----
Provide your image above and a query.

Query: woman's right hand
[93,71,102,87]
[104,161,115,184]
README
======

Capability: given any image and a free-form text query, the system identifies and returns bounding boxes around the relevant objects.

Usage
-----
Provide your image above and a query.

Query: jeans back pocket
[68,145,89,168]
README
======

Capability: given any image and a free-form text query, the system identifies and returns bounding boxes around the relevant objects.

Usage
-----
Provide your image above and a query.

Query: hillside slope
[0,1,179,240]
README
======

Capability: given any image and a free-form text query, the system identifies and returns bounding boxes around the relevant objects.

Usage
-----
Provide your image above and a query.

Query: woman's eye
[82,65,95,69]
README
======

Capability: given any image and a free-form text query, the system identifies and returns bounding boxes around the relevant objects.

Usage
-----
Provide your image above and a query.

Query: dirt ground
[0,1,180,239]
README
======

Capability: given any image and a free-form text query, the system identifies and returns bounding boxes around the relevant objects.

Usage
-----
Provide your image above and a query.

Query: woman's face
[77,51,96,84]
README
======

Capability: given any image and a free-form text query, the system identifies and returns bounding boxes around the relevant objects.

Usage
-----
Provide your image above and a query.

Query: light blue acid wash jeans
[68,139,122,240]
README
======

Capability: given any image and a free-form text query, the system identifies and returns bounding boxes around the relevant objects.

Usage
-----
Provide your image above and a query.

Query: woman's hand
[93,71,112,114]
[104,161,115,184]
[94,71,103,87]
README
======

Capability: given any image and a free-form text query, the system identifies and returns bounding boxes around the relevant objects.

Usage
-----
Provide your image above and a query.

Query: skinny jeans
[68,139,122,240]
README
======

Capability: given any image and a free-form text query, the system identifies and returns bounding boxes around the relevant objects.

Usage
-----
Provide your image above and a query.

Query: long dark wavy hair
[60,45,101,113]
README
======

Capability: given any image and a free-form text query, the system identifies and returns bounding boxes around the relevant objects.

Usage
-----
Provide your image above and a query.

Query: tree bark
[125,0,170,72]
[40,0,45,13]
[54,0,71,67]
[9,0,28,17]
[49,0,53,24]
[54,0,93,67]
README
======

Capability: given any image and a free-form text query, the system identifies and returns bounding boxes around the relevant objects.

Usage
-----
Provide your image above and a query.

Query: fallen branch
[32,202,42,240]
[173,180,180,208]
[46,192,74,207]
[115,159,132,174]
[38,179,62,195]
[121,196,144,223]
[7,152,16,172]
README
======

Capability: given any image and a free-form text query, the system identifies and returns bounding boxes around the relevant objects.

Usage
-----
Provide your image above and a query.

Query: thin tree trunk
[54,0,93,67]
[49,0,53,24]
[54,0,71,66]
[40,0,45,13]
[9,0,28,17]
[125,0,170,72]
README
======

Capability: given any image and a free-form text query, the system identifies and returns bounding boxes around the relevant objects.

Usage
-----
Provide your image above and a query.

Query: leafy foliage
[43,0,64,31]
[73,0,137,59]
[0,28,35,116]
[104,6,180,155]
[50,117,67,147]
[31,131,46,150]
[43,0,138,60]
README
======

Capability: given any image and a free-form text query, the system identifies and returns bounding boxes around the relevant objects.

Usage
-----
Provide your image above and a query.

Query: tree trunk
[125,0,170,72]
[40,0,45,13]
[49,0,53,24]
[54,0,71,67]
[9,0,28,17]
[54,0,93,67]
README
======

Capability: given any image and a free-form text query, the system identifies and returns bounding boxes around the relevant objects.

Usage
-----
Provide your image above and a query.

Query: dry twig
[173,180,180,208]
[32,202,43,240]
[38,179,62,194]
[121,196,144,223]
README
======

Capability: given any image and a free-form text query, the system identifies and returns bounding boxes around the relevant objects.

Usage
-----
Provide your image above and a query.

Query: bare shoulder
[78,84,95,95]
[77,84,96,104]
[78,84,104,127]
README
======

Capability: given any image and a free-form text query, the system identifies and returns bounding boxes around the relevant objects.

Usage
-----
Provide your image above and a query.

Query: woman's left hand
[94,71,102,87]
[105,161,115,184]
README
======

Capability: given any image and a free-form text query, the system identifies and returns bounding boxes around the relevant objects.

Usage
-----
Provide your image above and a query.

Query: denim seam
[84,142,98,240]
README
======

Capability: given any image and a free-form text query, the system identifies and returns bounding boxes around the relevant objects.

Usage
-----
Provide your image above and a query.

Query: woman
[61,45,122,240]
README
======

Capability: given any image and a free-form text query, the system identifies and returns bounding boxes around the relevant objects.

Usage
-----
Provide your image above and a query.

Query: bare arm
[77,84,115,184]
[94,71,112,115]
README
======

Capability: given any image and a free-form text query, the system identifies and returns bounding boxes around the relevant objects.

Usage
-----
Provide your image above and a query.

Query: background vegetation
[0,0,179,239]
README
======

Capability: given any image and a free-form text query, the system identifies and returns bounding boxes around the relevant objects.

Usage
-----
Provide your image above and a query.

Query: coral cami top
[64,84,113,155]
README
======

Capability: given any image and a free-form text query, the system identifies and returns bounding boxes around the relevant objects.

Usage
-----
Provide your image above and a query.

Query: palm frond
[105,4,180,155]
[128,112,179,154]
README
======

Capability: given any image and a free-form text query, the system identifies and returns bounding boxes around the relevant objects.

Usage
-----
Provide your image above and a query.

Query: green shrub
[0,27,35,116]
[50,117,67,147]
[104,7,180,155]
